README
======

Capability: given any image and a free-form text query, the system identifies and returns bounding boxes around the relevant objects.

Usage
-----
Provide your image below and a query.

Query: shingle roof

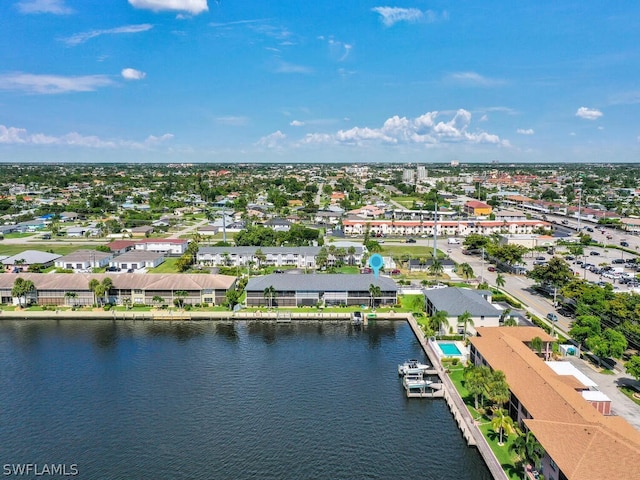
[57,250,113,262]
[245,273,397,292]
[199,246,322,256]
[0,273,236,291]
[424,287,500,317]
[2,250,61,265]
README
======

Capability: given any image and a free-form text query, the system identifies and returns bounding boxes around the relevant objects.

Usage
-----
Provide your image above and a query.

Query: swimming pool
[438,342,462,356]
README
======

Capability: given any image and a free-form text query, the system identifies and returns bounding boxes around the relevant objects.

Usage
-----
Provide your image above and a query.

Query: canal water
[0,320,491,480]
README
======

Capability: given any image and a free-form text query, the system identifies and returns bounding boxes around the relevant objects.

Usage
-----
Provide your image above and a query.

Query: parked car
[405,238,416,243]
[565,255,575,261]
[589,251,600,256]
[586,227,594,232]
[612,259,625,264]
[621,241,629,247]
[487,266,496,272]
[535,256,546,261]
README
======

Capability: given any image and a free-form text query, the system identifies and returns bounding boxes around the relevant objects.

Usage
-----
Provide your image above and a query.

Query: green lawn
[448,368,522,480]
[619,386,640,406]
[148,257,179,273]
[3,232,37,239]
[0,244,103,257]
[380,245,446,258]
[390,196,420,207]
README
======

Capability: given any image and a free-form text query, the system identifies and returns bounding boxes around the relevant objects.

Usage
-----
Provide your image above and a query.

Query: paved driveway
[566,356,640,430]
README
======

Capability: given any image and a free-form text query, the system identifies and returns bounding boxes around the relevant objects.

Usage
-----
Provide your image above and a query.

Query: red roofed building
[464,200,492,216]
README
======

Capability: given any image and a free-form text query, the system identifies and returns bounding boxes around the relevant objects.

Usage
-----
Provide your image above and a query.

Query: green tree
[586,328,628,359]
[88,278,100,306]
[152,295,164,307]
[224,289,241,310]
[463,234,491,250]
[527,257,574,288]
[486,370,510,408]
[369,284,382,309]
[428,258,444,284]
[64,291,78,307]
[263,285,276,308]
[491,408,515,446]
[495,273,506,289]
[459,262,474,280]
[11,278,36,307]
[429,310,449,336]
[487,243,529,266]
[625,355,640,381]
[174,290,188,309]
[569,315,602,343]
[457,310,474,339]
[530,336,544,355]
[464,364,491,410]
[510,431,544,478]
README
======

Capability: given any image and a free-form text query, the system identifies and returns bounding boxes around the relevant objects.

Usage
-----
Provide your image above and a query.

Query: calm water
[0,320,491,480]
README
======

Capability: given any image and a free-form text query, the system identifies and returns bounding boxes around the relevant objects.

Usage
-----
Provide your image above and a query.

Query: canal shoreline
[0,309,506,480]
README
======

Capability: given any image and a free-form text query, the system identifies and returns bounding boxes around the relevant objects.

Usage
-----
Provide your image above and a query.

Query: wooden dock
[405,382,445,398]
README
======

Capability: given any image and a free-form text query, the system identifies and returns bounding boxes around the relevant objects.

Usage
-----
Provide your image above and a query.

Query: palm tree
[510,431,544,479]
[64,291,78,307]
[464,364,491,410]
[457,310,474,339]
[429,310,450,336]
[11,278,35,307]
[152,295,164,308]
[459,262,474,281]
[174,290,188,309]
[347,246,356,266]
[495,273,506,289]
[368,284,382,309]
[491,408,515,446]
[429,258,444,284]
[88,279,100,306]
[254,248,266,270]
[263,285,276,308]
[530,336,544,355]
[486,370,510,409]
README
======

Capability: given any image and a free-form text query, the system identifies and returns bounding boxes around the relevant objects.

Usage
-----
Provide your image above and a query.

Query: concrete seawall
[406,315,508,480]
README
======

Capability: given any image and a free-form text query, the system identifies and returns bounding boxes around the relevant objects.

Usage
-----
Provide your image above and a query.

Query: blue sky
[1,0,639,163]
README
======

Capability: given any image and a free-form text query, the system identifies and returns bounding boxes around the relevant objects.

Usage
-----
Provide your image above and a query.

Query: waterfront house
[0,273,236,307]
[245,273,397,307]
[469,327,640,480]
[423,287,501,335]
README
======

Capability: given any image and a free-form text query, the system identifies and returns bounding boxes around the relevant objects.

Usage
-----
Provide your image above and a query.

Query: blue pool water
[438,342,462,356]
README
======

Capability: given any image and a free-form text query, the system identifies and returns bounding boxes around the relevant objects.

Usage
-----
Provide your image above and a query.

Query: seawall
[406,314,508,480]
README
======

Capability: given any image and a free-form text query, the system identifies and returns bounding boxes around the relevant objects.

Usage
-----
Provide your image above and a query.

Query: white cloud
[516,128,535,135]
[323,37,353,62]
[257,131,286,148]
[274,61,313,74]
[0,73,113,94]
[372,7,446,27]
[290,120,305,127]
[128,0,208,15]
[62,24,153,46]
[448,72,506,87]
[215,116,248,126]
[16,0,73,14]
[0,123,173,149]
[300,109,508,147]
[576,106,603,120]
[479,114,489,122]
[121,68,146,80]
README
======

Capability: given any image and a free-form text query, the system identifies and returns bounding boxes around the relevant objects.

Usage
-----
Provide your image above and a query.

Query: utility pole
[433,201,438,260]
[577,188,582,232]
[222,208,227,244]
[481,246,485,284]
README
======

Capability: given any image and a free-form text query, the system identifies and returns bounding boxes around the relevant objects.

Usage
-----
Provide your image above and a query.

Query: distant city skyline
[1,0,639,163]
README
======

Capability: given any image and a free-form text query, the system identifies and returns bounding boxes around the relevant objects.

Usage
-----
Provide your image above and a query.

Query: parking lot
[522,243,640,291]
